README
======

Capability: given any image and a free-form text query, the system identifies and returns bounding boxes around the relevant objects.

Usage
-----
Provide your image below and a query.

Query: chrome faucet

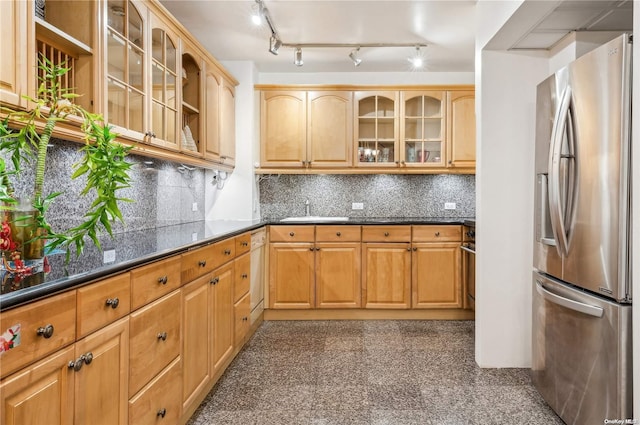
[304,199,310,216]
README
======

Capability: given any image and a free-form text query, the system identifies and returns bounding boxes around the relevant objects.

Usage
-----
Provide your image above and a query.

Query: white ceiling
[159,0,633,73]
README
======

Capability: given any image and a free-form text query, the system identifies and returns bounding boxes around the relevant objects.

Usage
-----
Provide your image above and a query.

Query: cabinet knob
[68,352,93,371]
[198,260,207,267]
[401,160,406,165]
[243,317,248,321]
[309,247,314,251]
[448,160,452,164]
[384,232,390,237]
[241,241,249,247]
[158,275,168,285]
[157,408,167,418]
[435,232,440,237]
[289,232,295,237]
[336,232,341,237]
[407,247,411,251]
[315,247,320,251]
[105,298,120,309]
[82,352,93,365]
[413,247,417,251]
[36,324,54,339]
[224,249,232,255]
[210,277,219,285]
[157,332,168,341]
[241,273,248,279]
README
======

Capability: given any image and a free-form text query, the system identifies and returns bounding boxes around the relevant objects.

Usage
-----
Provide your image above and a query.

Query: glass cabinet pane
[128,6,143,49]
[424,96,441,117]
[129,46,143,91]
[107,30,126,80]
[107,79,126,128]
[107,0,125,35]
[402,93,444,165]
[166,74,176,108]
[129,89,144,132]
[405,97,422,117]
[357,94,397,164]
[152,28,163,63]
[152,62,163,101]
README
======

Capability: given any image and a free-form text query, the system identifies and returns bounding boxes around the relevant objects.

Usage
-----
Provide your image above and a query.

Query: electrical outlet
[192,202,198,212]
[444,202,456,210]
[352,202,364,210]
[103,249,116,264]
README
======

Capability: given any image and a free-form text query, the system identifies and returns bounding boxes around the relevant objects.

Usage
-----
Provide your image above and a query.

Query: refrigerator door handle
[548,85,573,257]
[535,280,604,318]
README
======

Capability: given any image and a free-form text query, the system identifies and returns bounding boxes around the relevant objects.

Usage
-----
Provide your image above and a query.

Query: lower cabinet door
[412,242,462,308]
[234,292,251,346]
[315,242,361,308]
[74,318,129,425]
[128,357,182,425]
[0,346,74,425]
[211,262,234,373]
[269,243,315,309]
[362,243,411,309]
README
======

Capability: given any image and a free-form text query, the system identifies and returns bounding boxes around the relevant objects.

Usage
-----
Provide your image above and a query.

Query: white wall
[206,61,260,220]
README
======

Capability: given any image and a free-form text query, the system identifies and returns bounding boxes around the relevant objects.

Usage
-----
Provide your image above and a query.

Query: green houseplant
[0,57,133,268]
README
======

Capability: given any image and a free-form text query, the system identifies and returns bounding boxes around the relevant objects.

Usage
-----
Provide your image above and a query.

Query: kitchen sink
[280,216,349,223]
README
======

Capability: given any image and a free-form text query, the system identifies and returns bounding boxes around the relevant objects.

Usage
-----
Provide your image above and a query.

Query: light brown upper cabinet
[447,90,476,168]
[219,78,236,166]
[400,91,446,168]
[354,91,399,167]
[104,0,148,141]
[0,0,29,108]
[260,90,352,168]
[203,65,236,166]
[180,42,204,157]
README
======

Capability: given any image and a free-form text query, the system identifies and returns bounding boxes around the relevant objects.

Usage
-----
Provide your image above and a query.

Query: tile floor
[187,320,564,425]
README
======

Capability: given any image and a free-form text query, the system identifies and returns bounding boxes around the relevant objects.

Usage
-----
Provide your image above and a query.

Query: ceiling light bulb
[269,35,281,55]
[294,48,303,66]
[349,48,362,67]
[251,2,264,25]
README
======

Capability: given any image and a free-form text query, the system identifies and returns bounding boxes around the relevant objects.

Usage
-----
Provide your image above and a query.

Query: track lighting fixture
[294,48,303,66]
[269,35,282,55]
[349,47,362,67]
[253,0,427,68]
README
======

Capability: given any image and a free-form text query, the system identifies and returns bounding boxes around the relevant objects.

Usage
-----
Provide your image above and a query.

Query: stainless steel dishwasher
[250,228,266,323]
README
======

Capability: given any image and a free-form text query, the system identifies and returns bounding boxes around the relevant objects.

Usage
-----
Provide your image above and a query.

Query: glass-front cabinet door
[149,20,178,150]
[400,91,445,167]
[354,92,398,167]
[181,45,202,156]
[105,0,146,140]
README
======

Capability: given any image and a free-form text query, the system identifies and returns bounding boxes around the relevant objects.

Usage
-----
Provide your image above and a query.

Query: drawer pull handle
[241,273,248,279]
[157,332,168,341]
[158,276,168,285]
[210,277,219,285]
[289,232,295,237]
[157,408,167,418]
[435,232,440,236]
[241,241,249,247]
[336,232,341,237]
[36,324,54,339]
[243,317,248,321]
[105,298,120,309]
[198,260,207,267]
[384,232,390,237]
[68,352,93,372]
[224,249,232,255]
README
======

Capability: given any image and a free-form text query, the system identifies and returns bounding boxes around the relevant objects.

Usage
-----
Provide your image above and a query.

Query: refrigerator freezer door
[532,272,632,425]
[559,34,631,301]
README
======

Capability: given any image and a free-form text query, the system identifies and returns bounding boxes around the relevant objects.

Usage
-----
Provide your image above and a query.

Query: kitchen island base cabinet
[362,243,412,309]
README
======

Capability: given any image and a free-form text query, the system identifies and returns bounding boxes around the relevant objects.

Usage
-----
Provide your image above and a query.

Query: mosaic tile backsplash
[259,174,475,219]
[4,139,206,234]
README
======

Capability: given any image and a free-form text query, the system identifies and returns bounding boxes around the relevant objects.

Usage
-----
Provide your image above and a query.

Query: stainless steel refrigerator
[532,34,633,425]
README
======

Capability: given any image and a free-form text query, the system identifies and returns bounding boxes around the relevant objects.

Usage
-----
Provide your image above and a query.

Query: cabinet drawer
[316,225,361,242]
[0,291,76,379]
[128,357,182,425]
[211,238,236,269]
[181,244,216,282]
[234,292,251,346]
[129,290,181,397]
[412,225,462,242]
[131,256,181,310]
[77,273,131,338]
[270,225,314,242]
[235,232,251,256]
[234,252,250,302]
[362,225,411,242]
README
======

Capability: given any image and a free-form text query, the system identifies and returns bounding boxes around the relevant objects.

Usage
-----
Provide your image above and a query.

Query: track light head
[269,35,282,55]
[409,46,425,69]
[251,2,264,25]
[349,47,362,67]
[294,48,303,66]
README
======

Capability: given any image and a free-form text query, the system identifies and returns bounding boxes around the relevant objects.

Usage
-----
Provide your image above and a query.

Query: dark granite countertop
[0,216,472,310]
